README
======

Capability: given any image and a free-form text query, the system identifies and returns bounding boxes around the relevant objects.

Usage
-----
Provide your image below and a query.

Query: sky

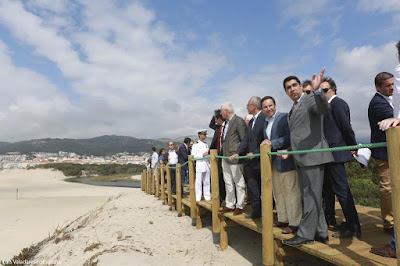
[0,0,399,142]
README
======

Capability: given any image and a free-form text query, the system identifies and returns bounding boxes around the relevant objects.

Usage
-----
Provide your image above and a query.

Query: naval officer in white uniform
[192,129,211,201]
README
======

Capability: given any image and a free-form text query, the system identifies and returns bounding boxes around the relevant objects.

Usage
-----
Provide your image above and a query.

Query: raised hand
[311,67,325,91]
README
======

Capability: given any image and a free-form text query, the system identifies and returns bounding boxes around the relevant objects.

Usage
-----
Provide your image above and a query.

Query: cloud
[332,42,398,138]
[356,0,400,13]
[0,0,229,141]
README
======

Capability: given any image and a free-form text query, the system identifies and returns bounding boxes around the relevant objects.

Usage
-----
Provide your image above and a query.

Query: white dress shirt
[252,111,262,129]
[168,150,178,164]
[377,92,394,109]
[393,64,400,118]
[265,113,276,140]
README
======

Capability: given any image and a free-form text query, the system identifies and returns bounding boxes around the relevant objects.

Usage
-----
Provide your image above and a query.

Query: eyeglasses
[322,88,329,93]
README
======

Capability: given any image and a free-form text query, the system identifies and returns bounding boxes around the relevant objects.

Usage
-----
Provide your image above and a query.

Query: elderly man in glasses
[320,77,361,238]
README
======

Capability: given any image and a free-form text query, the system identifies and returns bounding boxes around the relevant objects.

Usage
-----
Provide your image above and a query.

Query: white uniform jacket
[192,140,210,172]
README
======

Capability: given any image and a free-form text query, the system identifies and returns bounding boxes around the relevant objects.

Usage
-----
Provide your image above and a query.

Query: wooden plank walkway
[144,156,398,265]
[219,202,395,266]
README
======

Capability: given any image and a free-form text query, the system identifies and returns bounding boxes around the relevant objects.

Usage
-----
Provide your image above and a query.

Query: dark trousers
[218,159,226,204]
[247,166,261,215]
[170,165,177,194]
[323,162,360,233]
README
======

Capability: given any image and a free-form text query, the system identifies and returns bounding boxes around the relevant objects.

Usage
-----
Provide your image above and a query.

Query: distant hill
[0,135,170,156]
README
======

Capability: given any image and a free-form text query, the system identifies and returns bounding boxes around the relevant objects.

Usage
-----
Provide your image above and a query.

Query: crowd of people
[146,41,400,258]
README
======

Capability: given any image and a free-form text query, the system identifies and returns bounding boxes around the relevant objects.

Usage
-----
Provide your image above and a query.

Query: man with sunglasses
[302,79,312,95]
[321,77,361,238]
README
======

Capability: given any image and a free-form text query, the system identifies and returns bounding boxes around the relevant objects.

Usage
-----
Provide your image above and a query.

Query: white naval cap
[197,129,208,135]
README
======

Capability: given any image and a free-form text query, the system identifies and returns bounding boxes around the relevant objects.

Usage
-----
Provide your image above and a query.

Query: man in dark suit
[321,77,361,238]
[261,96,301,234]
[220,102,246,215]
[230,96,266,218]
[368,71,395,233]
[177,137,191,186]
[209,109,226,203]
[281,68,334,247]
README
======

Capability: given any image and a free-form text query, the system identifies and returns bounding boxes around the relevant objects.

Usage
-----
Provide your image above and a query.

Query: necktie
[250,117,255,129]
[217,125,223,153]
[288,101,297,120]
[223,120,229,139]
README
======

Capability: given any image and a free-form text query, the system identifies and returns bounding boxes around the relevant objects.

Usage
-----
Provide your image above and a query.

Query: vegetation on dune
[346,158,380,208]
[34,163,145,181]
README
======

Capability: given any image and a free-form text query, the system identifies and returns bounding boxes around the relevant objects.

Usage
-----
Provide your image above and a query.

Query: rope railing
[164,142,386,169]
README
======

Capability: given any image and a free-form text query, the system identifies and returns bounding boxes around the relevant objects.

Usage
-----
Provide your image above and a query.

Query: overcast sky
[0,0,398,142]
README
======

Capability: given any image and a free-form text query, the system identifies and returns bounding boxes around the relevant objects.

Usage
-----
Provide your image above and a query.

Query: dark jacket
[177,143,189,170]
[263,112,295,172]
[368,93,393,161]
[323,96,357,163]
[236,111,266,169]
[209,116,220,150]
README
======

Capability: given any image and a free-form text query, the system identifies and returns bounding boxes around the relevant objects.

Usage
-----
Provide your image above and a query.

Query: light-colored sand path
[0,169,132,260]
[33,190,262,266]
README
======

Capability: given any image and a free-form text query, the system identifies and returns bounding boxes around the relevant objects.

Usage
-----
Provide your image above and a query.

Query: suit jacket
[263,112,296,172]
[368,93,393,161]
[177,143,189,170]
[222,114,246,164]
[323,96,357,163]
[209,116,220,150]
[236,111,266,169]
[289,92,334,167]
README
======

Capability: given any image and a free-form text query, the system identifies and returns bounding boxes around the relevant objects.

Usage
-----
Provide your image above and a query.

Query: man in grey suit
[220,102,247,215]
[261,96,302,234]
[281,68,334,247]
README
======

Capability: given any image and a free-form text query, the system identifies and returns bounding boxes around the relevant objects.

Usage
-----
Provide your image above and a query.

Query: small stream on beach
[66,177,141,188]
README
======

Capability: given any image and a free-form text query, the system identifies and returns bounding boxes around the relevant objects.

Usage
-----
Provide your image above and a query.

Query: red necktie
[217,125,223,153]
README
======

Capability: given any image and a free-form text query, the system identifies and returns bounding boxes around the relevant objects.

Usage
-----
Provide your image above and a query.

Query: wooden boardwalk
[141,147,398,265]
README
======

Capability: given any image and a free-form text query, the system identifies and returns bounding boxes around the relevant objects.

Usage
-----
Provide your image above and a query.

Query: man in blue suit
[321,77,361,238]
[260,96,302,234]
[368,72,395,233]
[230,96,266,218]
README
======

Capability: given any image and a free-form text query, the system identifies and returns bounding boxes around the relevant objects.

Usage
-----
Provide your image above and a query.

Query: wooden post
[176,163,182,216]
[260,144,274,266]
[386,127,400,262]
[220,216,228,250]
[188,155,197,219]
[155,165,160,197]
[148,169,151,194]
[167,165,172,207]
[141,171,144,191]
[151,169,155,195]
[142,169,146,191]
[161,165,166,203]
[210,149,220,233]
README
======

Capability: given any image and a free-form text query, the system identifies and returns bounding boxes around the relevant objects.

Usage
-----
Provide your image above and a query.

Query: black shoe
[384,227,393,234]
[282,235,314,247]
[315,235,329,244]
[325,216,337,227]
[332,229,361,238]
[245,213,261,219]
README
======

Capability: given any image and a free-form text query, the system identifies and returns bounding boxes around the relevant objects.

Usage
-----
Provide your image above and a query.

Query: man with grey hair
[230,96,266,218]
[220,102,247,215]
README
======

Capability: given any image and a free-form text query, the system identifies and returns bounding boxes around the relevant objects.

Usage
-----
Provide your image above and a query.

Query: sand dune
[0,169,130,261]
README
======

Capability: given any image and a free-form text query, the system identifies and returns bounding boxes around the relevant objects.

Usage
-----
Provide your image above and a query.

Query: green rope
[214,142,386,159]
[215,154,260,159]
[180,161,188,167]
[167,143,385,167]
[193,155,210,161]
[268,142,386,155]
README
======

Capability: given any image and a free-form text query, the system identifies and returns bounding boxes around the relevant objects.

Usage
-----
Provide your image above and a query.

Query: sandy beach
[0,169,131,261]
[0,169,331,266]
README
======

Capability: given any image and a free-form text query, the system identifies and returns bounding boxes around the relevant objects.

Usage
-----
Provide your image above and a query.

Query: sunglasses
[322,88,330,93]
[305,90,311,94]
